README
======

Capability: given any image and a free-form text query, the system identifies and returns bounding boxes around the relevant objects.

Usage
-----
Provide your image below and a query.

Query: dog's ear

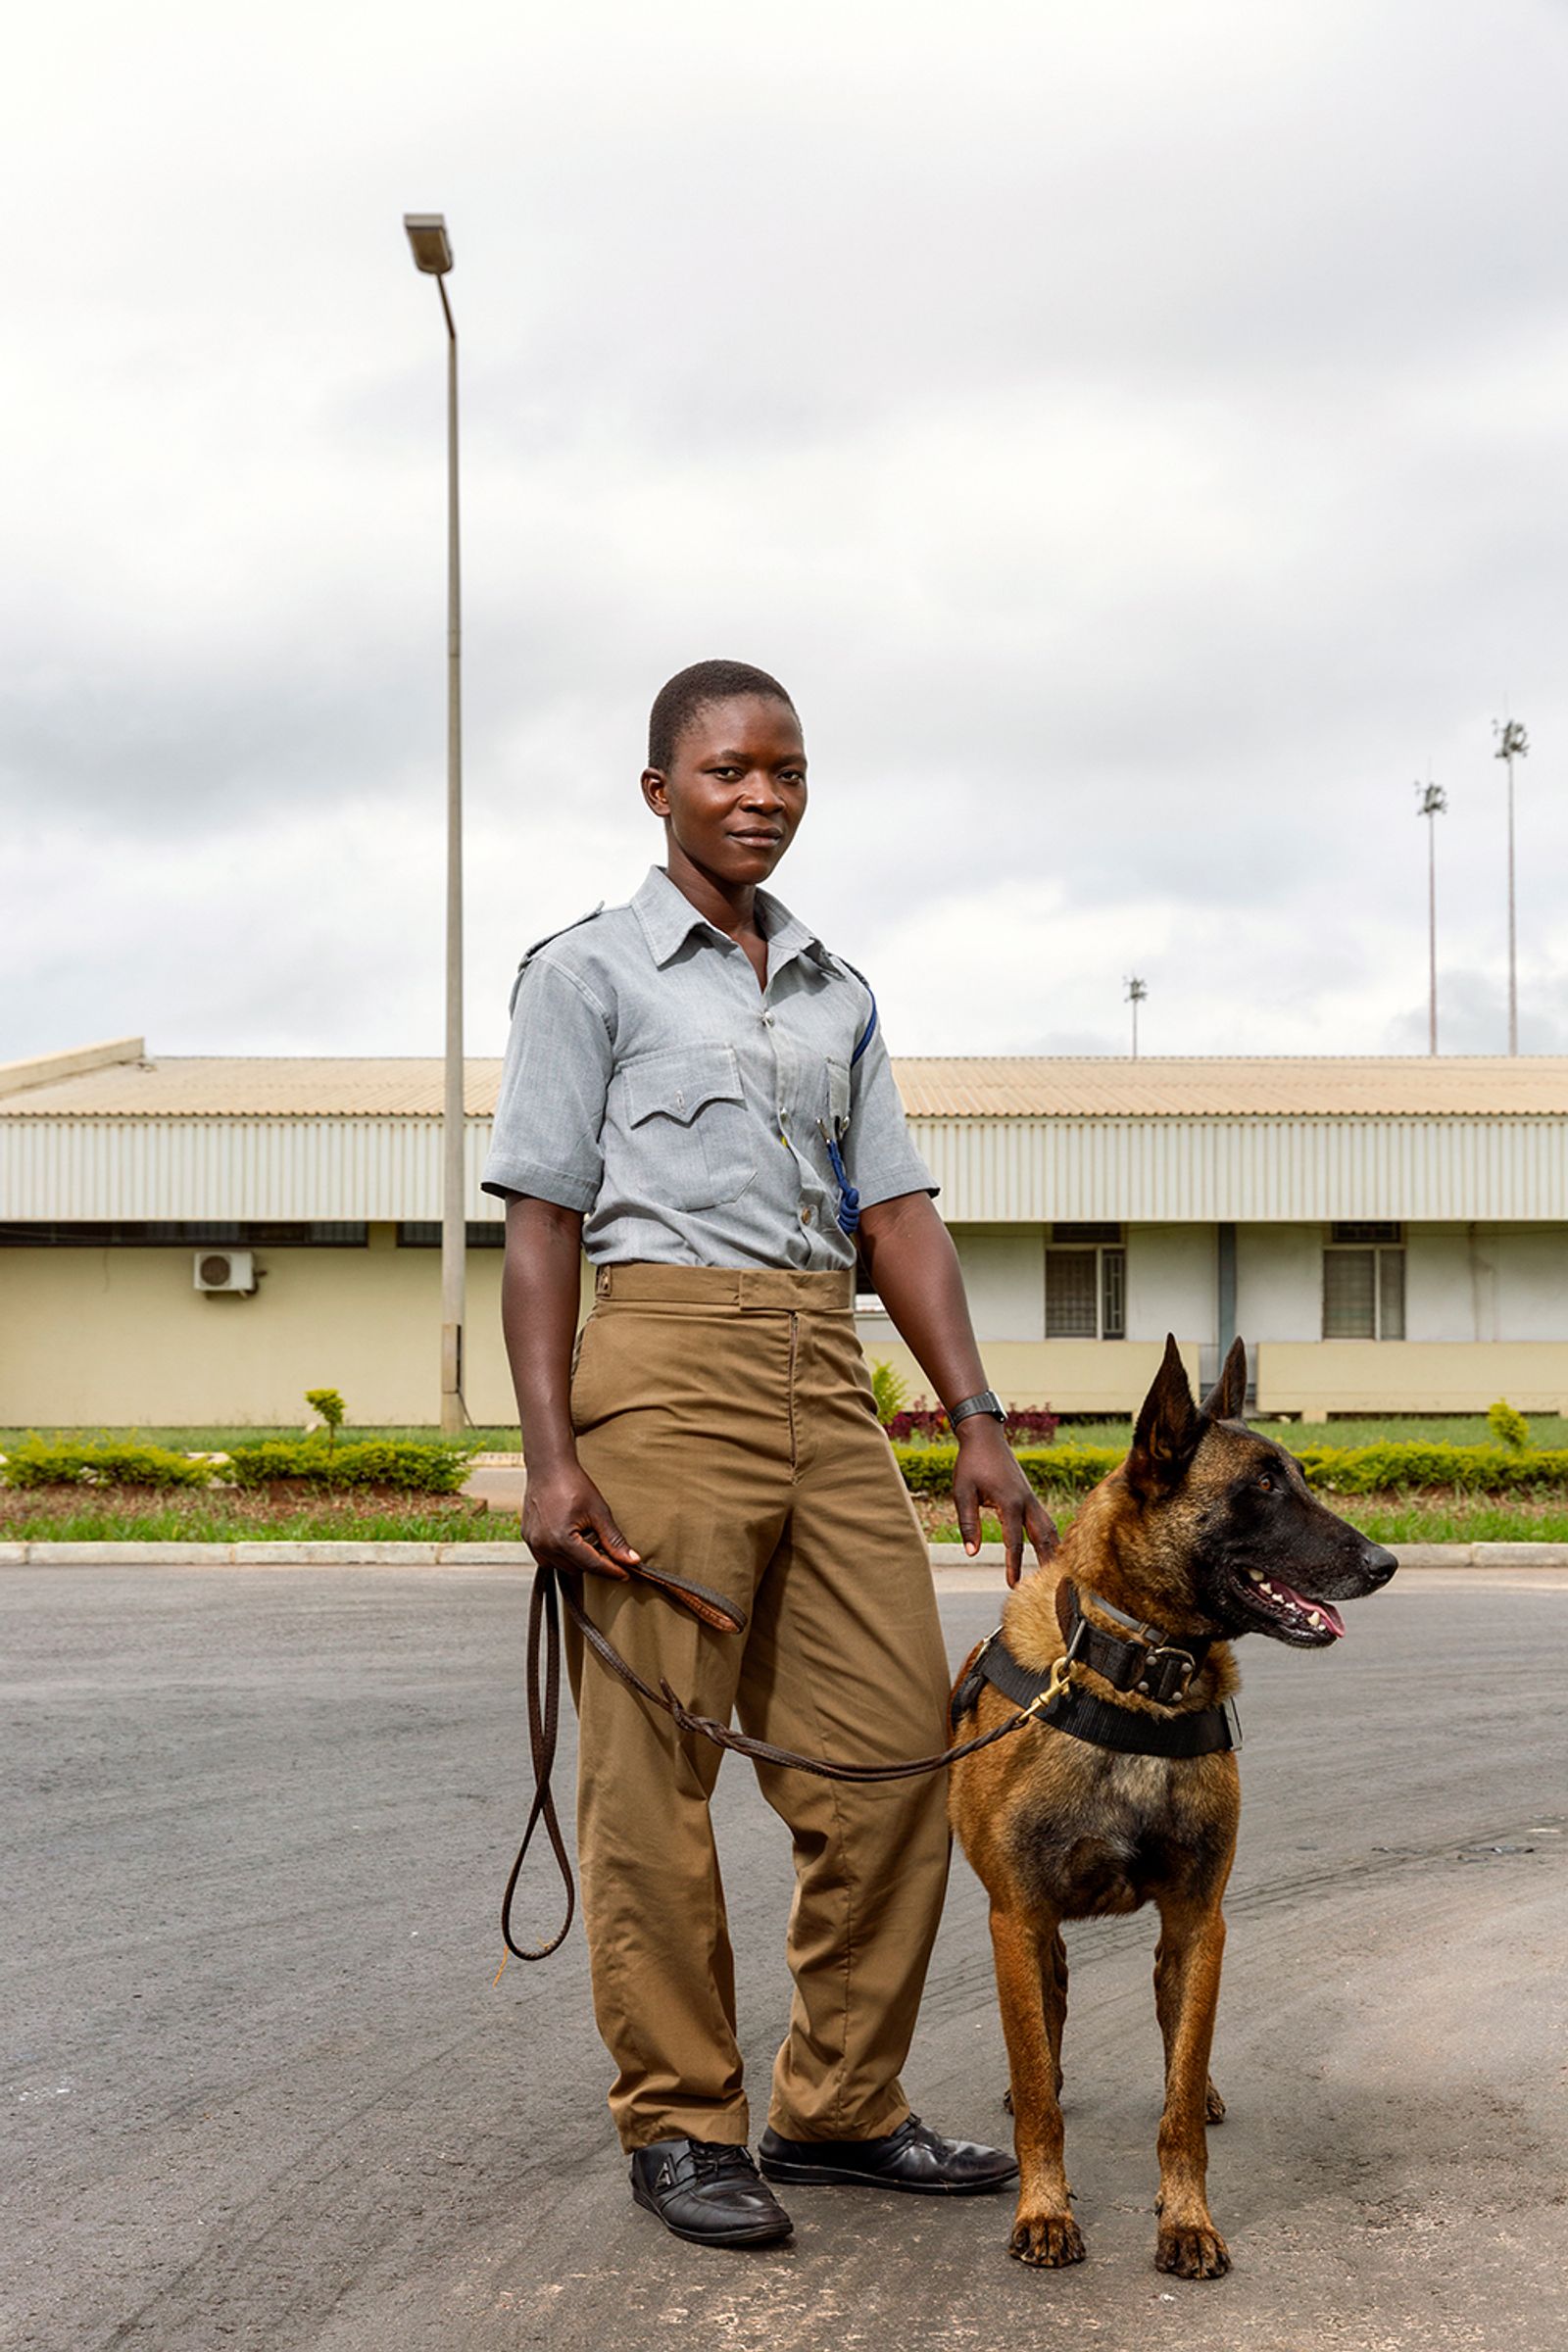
[1200,1335,1248,1424]
[1127,1334,1202,1495]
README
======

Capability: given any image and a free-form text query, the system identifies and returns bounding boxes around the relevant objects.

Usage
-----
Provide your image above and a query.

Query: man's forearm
[856,1192,989,1408]
[500,1196,586,1470]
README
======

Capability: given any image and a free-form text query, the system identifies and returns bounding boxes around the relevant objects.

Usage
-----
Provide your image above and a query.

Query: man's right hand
[522,1462,642,1582]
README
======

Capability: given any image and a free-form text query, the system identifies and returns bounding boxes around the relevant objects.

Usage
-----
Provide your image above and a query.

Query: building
[3,1037,1566,1427]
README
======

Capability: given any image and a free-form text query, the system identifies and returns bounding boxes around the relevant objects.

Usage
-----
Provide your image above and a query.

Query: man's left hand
[953,1417,1058,1588]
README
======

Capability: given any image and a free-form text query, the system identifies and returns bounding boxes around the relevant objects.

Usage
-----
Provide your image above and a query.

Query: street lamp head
[404,214,454,274]
[1414,782,1447,817]
[1493,717,1529,760]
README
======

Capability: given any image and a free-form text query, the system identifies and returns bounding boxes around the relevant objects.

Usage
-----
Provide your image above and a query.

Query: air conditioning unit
[194,1249,256,1295]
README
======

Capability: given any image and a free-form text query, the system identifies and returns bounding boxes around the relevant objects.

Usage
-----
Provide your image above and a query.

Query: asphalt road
[4,1563,1564,2352]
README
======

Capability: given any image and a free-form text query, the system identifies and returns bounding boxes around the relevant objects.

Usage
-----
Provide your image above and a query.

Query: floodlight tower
[1494,717,1529,1056]
[1125,975,1149,1058]
[1414,780,1446,1055]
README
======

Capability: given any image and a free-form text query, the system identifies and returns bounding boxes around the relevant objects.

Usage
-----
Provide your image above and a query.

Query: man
[484,660,1054,2248]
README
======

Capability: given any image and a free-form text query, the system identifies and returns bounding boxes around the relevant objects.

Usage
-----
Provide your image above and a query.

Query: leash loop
[501,1555,1051,1962]
[499,1562,577,1961]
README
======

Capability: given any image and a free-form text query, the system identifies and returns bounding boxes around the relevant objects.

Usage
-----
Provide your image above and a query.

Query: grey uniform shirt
[481,865,937,1269]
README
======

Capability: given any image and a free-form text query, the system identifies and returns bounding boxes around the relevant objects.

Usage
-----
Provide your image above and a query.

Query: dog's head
[1109,1335,1396,1647]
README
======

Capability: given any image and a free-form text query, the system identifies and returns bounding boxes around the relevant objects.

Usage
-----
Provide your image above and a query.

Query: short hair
[647,660,798,772]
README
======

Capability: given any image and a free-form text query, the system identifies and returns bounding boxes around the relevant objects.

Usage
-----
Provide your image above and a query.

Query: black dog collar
[961,1620,1241,1761]
[1061,1582,1215,1706]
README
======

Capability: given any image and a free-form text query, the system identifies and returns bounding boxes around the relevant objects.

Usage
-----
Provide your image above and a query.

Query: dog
[948,1334,1396,2279]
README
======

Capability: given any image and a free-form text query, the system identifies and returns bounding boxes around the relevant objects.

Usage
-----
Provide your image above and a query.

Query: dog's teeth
[1307,1610,1324,1628]
[1258,1581,1275,1595]
[1248,1568,1264,1584]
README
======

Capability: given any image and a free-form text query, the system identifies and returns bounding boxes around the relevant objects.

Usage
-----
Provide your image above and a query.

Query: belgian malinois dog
[949,1335,1396,2279]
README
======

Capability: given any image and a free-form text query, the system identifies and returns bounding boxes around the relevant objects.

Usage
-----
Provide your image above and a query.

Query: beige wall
[0,1246,535,1429]
[7,1234,1565,1429]
[1255,1340,1568,1417]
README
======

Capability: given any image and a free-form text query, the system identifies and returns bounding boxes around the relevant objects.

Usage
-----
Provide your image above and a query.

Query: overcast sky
[6,0,1567,1065]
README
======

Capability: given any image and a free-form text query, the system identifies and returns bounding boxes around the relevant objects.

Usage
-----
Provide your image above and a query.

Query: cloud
[4,0,1568,1063]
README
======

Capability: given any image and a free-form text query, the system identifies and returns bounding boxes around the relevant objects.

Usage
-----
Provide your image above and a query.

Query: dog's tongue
[1274,1581,1346,1639]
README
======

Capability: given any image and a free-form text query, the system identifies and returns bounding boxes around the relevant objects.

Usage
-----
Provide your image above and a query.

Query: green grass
[928,1496,1568,1546]
[1,1496,494,1543]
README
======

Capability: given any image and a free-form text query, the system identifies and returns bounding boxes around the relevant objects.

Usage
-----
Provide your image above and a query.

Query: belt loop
[595,1266,612,1299]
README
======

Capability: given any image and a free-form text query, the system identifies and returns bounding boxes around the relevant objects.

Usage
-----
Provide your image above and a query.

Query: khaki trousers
[564,1262,953,2152]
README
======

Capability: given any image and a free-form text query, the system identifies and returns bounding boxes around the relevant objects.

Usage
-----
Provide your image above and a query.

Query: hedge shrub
[2,1437,218,1490]
[890,1439,1568,1499]
[1294,1443,1568,1495]
[222,1438,475,1493]
[2,1435,476,1494]
[893,1444,1119,1496]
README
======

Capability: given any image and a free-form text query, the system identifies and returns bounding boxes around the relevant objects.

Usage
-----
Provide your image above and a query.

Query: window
[1046,1245,1126,1340]
[1323,1241,1405,1339]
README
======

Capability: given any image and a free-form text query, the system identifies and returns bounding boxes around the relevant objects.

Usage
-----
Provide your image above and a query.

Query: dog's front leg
[990,1899,1084,2267]
[1151,1891,1231,2278]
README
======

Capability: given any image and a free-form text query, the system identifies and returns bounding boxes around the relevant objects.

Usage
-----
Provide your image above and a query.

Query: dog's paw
[1009,2210,1086,2268]
[1155,2220,1231,2279]
[1204,2079,1226,2124]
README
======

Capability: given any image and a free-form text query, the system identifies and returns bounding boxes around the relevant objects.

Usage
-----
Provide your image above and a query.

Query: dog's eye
[1256,1472,1275,1493]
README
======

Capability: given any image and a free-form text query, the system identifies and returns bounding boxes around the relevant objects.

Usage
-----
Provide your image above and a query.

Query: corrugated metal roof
[5,1050,1568,1119]
[0,1056,507,1117]
[892,1057,1568,1117]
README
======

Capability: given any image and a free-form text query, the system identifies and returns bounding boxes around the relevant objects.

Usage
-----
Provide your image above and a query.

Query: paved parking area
[4,1563,1565,2351]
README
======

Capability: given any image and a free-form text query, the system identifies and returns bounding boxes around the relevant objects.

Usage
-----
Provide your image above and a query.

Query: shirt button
[761,1011,775,1026]
[801,1205,813,1224]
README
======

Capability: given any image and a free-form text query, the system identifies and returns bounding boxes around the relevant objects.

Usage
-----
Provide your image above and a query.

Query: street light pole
[1494,718,1529,1057]
[404,214,466,1434]
[1125,975,1148,1058]
[1414,780,1446,1055]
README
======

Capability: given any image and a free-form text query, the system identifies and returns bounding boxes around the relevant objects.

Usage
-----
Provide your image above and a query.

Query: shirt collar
[631,865,824,975]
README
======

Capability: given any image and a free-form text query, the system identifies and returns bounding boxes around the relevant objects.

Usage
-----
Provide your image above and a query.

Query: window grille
[1102,1248,1126,1339]
[1047,1245,1126,1340]
[1046,1250,1099,1337]
[1323,1245,1404,1339]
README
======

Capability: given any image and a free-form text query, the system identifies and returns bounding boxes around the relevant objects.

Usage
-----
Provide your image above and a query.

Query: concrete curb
[934,1540,1568,1570]
[4,1539,1568,1569]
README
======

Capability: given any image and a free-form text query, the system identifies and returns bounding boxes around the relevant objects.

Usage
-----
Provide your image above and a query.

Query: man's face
[642,695,808,887]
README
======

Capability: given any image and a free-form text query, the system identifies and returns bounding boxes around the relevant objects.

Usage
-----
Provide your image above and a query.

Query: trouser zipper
[787,1311,799,1476]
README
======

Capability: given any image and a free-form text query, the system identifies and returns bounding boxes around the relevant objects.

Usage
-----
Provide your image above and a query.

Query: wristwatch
[948,1389,1007,1430]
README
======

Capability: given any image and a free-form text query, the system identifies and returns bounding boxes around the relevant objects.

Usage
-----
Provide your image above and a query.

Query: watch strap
[949,1389,1007,1428]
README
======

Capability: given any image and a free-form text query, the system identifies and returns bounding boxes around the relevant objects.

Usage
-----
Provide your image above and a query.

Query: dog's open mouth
[1237,1567,1345,1643]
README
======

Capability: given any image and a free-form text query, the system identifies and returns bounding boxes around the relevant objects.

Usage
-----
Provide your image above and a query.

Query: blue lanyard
[820,990,878,1236]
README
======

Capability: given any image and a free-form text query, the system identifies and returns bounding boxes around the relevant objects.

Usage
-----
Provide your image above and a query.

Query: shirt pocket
[621,1043,758,1211]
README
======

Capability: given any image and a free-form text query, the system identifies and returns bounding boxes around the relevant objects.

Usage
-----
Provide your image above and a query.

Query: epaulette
[509,904,606,1013]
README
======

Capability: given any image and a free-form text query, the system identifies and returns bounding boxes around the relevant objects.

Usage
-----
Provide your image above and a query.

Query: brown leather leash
[500,1556,1053,1963]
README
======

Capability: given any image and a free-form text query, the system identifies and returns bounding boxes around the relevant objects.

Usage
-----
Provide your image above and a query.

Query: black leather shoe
[629,2137,794,2247]
[758,2113,1018,2195]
